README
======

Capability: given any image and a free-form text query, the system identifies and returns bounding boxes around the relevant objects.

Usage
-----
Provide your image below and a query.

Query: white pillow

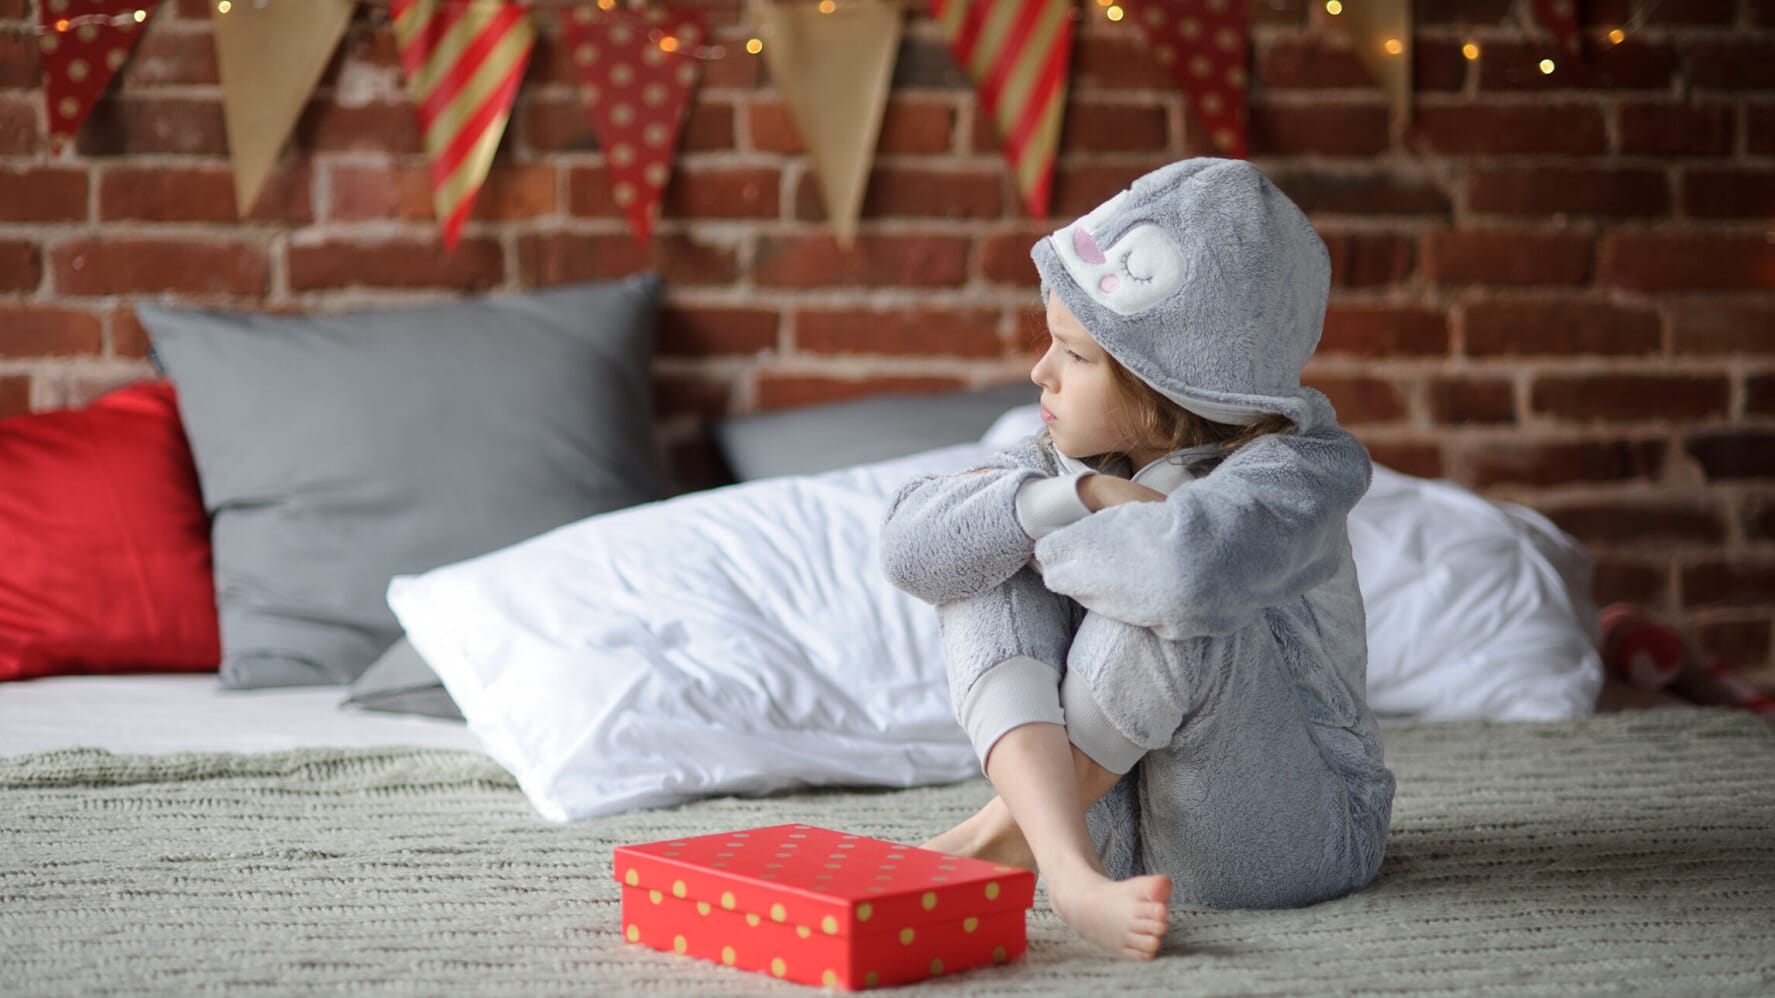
[388,444,994,822]
[392,408,1602,821]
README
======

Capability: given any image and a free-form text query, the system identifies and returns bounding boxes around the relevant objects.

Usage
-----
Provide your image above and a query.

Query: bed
[6,283,1771,994]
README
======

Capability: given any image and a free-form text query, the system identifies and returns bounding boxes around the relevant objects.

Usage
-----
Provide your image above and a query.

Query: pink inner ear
[1072,226,1107,265]
[1098,274,1122,294]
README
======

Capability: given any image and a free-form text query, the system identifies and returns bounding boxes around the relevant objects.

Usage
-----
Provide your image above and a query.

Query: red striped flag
[391,0,535,249]
[931,0,1074,218]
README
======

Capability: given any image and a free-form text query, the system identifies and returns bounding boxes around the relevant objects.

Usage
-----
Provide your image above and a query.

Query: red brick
[654,373,733,420]
[100,163,314,223]
[1748,497,1775,541]
[1248,102,1391,157]
[1685,431,1775,479]
[54,238,268,296]
[746,102,803,154]
[1477,40,1676,92]
[796,167,1003,222]
[329,165,434,222]
[566,165,620,218]
[1256,37,1374,90]
[794,309,1003,359]
[0,167,87,222]
[0,0,28,16]
[521,96,604,154]
[753,374,970,412]
[0,376,29,419]
[1269,168,1451,218]
[1604,232,1775,291]
[119,28,218,85]
[1693,619,1772,673]
[295,101,424,155]
[1423,230,1592,286]
[1619,102,1737,157]
[1546,502,1727,547]
[1303,375,1407,424]
[286,238,504,292]
[1318,306,1448,356]
[74,97,229,157]
[1412,39,1472,93]
[1462,439,1663,488]
[1323,232,1415,287]
[1682,169,1775,219]
[1687,41,1775,90]
[1750,374,1775,417]
[464,164,555,220]
[1428,377,1515,425]
[1591,0,1735,24]
[680,102,737,153]
[664,166,779,219]
[1682,561,1775,609]
[1591,555,1670,606]
[1048,162,1172,221]
[666,435,737,494]
[517,232,739,287]
[1671,302,1775,355]
[1751,104,1775,154]
[111,309,151,360]
[1464,302,1660,356]
[753,235,969,288]
[657,307,779,357]
[0,33,37,88]
[978,227,1050,287]
[1412,0,1512,24]
[0,240,40,292]
[0,97,40,156]
[878,100,958,155]
[1407,104,1607,156]
[1531,374,1728,423]
[0,306,103,357]
[1252,0,1307,25]
[1071,33,1173,90]
[1755,0,1775,26]
[1364,440,1444,478]
[1060,101,1171,154]
[1467,168,1668,218]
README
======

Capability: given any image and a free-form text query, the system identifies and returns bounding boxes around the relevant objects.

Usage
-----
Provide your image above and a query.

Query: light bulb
[1326,1,1342,15]
[1539,58,1556,74]
[1383,38,1404,55]
[1462,42,1480,60]
[745,37,763,55]
[1608,28,1625,45]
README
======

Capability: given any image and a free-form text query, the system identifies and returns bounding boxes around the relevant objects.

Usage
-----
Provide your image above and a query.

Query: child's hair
[1106,355,1295,460]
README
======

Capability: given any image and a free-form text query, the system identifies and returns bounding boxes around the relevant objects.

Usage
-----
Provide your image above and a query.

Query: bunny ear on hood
[1031,158,1337,432]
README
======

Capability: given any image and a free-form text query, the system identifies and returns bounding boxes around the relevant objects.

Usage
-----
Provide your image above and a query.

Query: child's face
[1030,295,1138,461]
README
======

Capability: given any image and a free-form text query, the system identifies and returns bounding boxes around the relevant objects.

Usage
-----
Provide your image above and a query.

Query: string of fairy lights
[12,0,1669,71]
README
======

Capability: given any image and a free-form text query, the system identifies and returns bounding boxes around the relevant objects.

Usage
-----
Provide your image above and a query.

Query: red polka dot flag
[1125,0,1248,160]
[1532,0,1581,55]
[565,10,706,247]
[931,0,1074,218]
[390,0,535,250]
[37,0,162,151]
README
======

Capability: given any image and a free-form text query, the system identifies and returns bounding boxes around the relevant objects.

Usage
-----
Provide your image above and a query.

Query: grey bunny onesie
[880,159,1394,910]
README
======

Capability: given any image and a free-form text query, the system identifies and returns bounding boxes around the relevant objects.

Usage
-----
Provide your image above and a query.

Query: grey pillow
[341,637,461,720]
[713,381,1036,481]
[140,275,665,689]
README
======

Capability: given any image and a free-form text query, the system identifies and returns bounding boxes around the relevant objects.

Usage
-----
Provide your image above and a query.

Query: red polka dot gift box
[613,824,1036,990]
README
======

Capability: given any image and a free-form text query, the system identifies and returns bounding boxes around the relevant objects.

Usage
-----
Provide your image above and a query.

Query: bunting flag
[1532,0,1581,55]
[212,0,355,215]
[391,0,535,249]
[565,9,706,246]
[1324,0,1411,123]
[1125,0,1248,159]
[931,0,1073,218]
[753,0,902,247]
[37,0,161,151]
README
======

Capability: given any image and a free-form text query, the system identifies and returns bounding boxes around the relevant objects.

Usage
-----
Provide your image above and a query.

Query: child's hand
[1079,474,1167,511]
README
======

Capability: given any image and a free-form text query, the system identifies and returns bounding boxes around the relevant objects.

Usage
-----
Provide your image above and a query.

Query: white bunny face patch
[1048,191,1189,316]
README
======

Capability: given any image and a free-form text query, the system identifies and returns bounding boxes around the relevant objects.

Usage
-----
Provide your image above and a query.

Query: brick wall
[2,0,1772,676]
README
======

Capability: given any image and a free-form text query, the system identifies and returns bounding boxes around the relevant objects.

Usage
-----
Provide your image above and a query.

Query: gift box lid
[614,824,1034,939]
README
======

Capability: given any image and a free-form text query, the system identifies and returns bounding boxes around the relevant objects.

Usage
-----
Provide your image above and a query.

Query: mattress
[0,674,485,756]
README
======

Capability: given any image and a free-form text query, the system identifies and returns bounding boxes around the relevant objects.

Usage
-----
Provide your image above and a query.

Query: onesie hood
[1031,158,1335,431]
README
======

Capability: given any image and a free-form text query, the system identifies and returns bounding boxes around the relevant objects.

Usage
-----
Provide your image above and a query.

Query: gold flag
[211,0,354,216]
[753,0,903,247]
[1325,0,1412,122]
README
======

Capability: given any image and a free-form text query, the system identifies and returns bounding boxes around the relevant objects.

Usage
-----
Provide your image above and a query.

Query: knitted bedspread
[3,710,1772,997]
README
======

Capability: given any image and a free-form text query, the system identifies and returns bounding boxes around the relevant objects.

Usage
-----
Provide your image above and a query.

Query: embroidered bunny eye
[1118,250,1156,285]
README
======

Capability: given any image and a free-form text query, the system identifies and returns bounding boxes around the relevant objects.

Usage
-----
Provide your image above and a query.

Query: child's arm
[1032,425,1372,640]
[880,433,1061,605]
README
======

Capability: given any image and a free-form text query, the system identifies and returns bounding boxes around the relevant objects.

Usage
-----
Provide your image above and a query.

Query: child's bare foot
[921,796,1038,871]
[1047,869,1171,960]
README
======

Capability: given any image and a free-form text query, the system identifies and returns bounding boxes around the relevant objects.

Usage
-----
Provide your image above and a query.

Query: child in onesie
[879,158,1395,960]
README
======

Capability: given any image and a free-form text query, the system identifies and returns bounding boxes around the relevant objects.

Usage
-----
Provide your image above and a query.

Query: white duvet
[390,409,1601,822]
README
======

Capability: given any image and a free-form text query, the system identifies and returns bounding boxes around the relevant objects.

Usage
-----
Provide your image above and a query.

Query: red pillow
[0,380,220,681]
